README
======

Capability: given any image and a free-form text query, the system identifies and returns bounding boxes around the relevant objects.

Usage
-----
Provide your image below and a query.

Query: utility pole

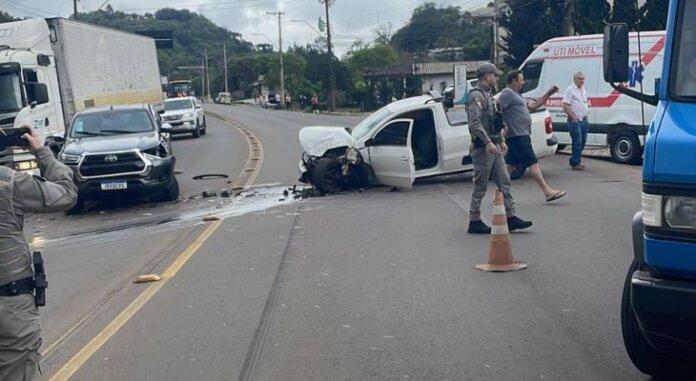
[223,42,228,94]
[73,0,78,19]
[492,0,499,64]
[321,0,336,111]
[563,0,575,36]
[268,11,285,104]
[204,48,211,102]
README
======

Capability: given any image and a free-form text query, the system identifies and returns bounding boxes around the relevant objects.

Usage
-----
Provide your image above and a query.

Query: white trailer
[0,17,163,170]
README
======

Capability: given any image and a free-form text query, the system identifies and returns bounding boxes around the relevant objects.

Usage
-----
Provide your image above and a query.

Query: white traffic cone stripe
[493,205,506,216]
[491,225,509,235]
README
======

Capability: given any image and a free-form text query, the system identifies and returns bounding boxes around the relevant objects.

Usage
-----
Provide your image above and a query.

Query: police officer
[466,63,532,234]
[0,124,77,380]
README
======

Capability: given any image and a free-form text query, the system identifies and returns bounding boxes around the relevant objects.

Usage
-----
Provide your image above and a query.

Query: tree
[639,0,669,31]
[574,0,611,35]
[501,0,561,67]
[0,10,20,23]
[391,3,490,61]
[373,23,393,46]
[610,0,640,30]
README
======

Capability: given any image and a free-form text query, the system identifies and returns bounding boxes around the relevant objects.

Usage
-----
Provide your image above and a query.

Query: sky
[1,0,490,57]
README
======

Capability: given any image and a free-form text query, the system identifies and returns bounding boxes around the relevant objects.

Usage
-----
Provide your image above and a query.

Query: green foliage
[610,0,640,30]
[391,3,490,60]
[502,0,662,69]
[501,0,563,68]
[639,0,669,31]
[575,0,611,35]
[0,11,20,23]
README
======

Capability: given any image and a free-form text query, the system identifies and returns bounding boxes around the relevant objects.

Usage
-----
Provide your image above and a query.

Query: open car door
[366,118,416,189]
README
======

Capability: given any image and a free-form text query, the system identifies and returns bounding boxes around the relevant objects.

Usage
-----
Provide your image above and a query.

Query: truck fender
[632,211,645,265]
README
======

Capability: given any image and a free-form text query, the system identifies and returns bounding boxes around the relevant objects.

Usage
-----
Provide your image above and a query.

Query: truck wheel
[556,144,567,150]
[65,199,85,215]
[621,260,692,378]
[611,132,642,164]
[201,117,207,135]
[312,158,344,194]
[192,121,201,138]
[161,177,180,202]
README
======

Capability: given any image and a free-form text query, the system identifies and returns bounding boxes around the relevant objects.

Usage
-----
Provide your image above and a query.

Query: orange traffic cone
[475,189,528,272]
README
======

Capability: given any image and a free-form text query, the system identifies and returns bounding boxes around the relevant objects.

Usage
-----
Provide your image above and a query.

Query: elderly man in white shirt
[562,71,590,170]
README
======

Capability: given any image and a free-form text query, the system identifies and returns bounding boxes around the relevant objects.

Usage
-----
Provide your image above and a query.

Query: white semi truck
[0,17,163,170]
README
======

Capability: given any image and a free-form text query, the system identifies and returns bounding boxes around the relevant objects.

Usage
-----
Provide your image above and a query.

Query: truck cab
[0,19,63,170]
[604,1,696,377]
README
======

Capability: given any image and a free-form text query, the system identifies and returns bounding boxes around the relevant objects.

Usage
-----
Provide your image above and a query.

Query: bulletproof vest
[469,87,504,136]
[0,168,34,285]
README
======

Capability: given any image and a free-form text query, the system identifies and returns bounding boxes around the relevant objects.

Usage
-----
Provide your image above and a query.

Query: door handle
[399,156,409,161]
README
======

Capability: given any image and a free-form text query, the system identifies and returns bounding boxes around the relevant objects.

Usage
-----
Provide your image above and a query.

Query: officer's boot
[507,215,533,231]
[468,220,492,234]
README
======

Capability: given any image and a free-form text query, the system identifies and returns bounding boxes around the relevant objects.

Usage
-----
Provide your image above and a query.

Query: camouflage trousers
[469,145,516,221]
[0,294,42,381]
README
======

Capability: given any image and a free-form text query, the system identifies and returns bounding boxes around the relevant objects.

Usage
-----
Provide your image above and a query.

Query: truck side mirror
[603,23,629,83]
[25,83,49,106]
[365,138,374,147]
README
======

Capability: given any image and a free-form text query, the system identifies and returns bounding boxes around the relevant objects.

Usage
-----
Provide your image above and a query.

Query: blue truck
[604,1,696,377]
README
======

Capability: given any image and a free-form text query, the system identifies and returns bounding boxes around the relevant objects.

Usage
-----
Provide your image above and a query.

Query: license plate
[101,181,127,191]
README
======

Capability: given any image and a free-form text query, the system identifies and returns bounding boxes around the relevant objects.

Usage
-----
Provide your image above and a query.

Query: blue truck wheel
[621,260,692,378]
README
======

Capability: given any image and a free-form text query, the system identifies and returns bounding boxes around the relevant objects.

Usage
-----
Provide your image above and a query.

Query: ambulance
[519,31,665,164]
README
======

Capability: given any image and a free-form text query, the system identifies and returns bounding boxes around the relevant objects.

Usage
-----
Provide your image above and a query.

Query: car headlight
[664,196,696,230]
[183,112,196,119]
[60,153,81,164]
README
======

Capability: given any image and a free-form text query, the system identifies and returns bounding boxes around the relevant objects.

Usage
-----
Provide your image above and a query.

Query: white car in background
[298,91,557,194]
[161,97,207,138]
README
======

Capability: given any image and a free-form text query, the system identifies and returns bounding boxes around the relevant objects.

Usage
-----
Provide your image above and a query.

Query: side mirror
[25,83,49,106]
[603,23,629,83]
[365,138,374,147]
[160,122,173,132]
[45,134,65,157]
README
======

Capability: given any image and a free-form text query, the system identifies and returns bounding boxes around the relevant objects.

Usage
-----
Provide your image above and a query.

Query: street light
[251,33,274,47]
[290,19,321,37]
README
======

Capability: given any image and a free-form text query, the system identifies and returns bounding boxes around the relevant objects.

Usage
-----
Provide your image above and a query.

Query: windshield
[0,72,23,113]
[671,0,696,99]
[521,61,543,94]
[165,99,194,111]
[70,109,154,137]
[351,106,393,141]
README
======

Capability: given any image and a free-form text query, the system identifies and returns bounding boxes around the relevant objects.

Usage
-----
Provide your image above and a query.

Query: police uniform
[0,146,77,380]
[466,63,532,234]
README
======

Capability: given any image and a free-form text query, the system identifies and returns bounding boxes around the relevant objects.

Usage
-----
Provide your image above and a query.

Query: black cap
[476,63,503,76]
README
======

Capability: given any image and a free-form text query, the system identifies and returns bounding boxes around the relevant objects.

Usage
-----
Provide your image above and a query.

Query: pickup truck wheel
[200,117,207,135]
[161,177,180,202]
[64,199,85,215]
[621,260,692,378]
[610,132,642,164]
[312,158,344,194]
[556,144,567,150]
[192,121,201,138]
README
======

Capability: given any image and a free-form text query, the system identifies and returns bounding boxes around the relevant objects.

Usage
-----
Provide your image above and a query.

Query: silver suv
[161,97,207,137]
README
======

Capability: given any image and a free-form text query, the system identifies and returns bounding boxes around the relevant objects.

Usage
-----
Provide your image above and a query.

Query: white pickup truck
[298,92,557,194]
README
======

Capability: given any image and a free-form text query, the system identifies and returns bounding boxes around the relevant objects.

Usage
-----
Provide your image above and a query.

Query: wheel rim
[615,137,633,160]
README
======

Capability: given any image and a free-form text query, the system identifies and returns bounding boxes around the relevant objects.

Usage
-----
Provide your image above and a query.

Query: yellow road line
[50,220,223,381]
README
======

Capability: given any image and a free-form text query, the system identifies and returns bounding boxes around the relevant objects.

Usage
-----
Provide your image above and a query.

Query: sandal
[546,190,567,202]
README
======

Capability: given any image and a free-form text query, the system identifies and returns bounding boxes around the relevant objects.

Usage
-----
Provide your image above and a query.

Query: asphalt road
[28,104,649,380]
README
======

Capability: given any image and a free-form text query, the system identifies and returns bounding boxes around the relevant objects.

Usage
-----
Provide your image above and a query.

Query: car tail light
[544,116,553,134]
